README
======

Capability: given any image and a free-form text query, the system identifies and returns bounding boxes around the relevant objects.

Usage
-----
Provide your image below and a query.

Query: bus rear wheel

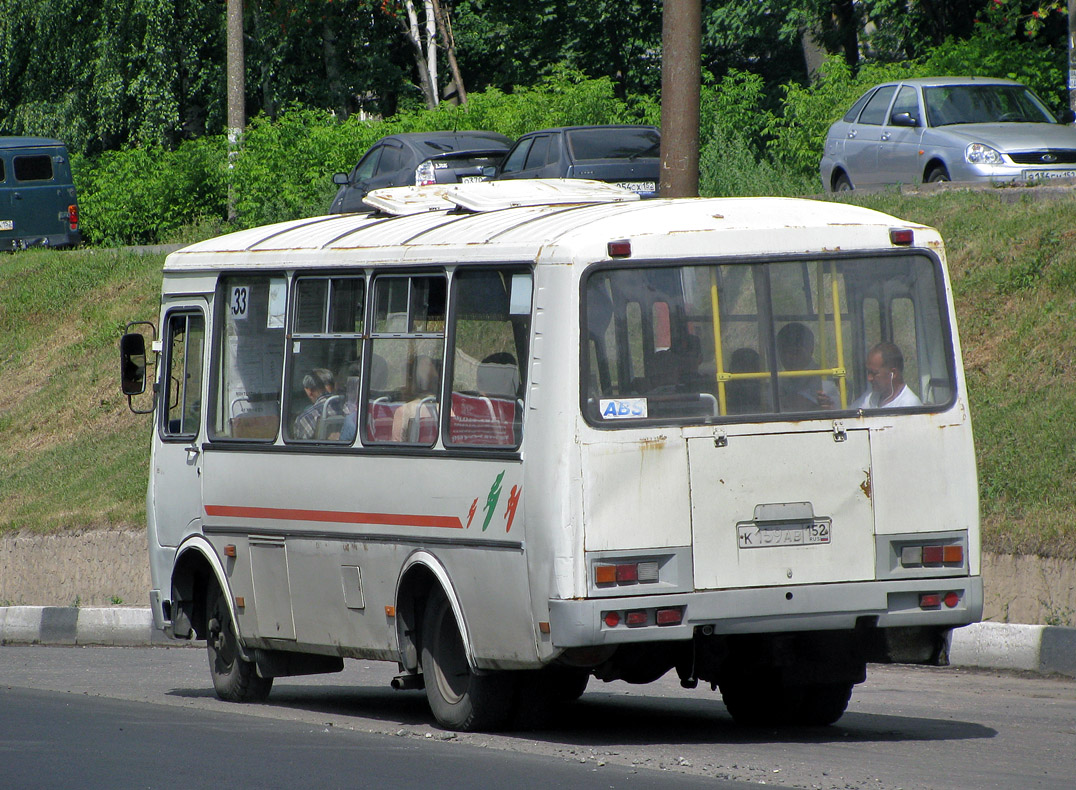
[206,583,272,703]
[420,590,515,731]
[720,676,852,727]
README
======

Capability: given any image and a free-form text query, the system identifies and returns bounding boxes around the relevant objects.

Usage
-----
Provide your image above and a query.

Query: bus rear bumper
[548,575,983,647]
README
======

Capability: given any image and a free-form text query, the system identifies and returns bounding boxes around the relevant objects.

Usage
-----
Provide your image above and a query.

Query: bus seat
[450,391,516,445]
[366,397,399,441]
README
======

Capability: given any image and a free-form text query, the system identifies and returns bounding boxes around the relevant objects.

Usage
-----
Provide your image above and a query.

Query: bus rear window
[583,255,954,425]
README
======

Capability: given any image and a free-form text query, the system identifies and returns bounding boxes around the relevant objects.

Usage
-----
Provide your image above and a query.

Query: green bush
[75,137,227,246]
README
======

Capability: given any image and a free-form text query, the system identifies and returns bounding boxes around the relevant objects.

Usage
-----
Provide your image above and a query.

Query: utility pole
[227,0,245,221]
[659,0,701,198]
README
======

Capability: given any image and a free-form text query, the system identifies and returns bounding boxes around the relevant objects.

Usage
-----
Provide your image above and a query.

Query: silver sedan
[820,76,1076,191]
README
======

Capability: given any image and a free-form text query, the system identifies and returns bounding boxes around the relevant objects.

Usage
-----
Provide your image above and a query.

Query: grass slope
[1,189,1073,557]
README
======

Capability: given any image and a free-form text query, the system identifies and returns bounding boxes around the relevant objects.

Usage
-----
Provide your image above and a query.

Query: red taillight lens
[890,228,913,245]
[607,239,632,258]
[919,593,941,609]
[655,608,682,626]
[625,610,647,626]
[922,545,944,565]
[615,563,638,583]
[944,591,961,608]
[68,204,79,230]
[603,611,620,628]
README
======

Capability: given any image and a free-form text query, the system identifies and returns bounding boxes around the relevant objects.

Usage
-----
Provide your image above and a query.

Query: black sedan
[493,125,660,197]
[330,131,512,213]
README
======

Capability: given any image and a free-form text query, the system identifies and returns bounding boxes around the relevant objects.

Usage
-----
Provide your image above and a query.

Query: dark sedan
[493,125,660,197]
[330,131,512,213]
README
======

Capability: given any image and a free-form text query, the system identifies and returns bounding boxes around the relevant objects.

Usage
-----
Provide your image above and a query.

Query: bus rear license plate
[737,520,831,549]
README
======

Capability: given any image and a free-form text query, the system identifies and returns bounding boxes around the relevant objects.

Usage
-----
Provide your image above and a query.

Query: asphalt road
[2,645,1074,790]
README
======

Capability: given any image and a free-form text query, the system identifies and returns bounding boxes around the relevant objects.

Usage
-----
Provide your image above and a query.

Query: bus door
[688,258,877,590]
[150,304,208,549]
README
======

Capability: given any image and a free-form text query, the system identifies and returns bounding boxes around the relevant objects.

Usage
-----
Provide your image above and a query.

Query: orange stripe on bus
[204,504,464,529]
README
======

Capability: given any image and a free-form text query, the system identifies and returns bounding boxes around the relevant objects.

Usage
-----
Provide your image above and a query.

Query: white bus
[121,180,981,730]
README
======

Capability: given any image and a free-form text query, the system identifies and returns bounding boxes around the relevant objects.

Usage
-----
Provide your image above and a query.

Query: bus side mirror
[120,332,147,396]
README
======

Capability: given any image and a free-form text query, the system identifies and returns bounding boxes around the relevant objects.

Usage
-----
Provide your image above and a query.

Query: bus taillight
[68,204,79,230]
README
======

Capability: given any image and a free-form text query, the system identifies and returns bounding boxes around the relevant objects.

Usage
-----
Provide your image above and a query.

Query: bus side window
[284,276,364,443]
[446,269,532,448]
[209,276,286,441]
[365,274,446,445]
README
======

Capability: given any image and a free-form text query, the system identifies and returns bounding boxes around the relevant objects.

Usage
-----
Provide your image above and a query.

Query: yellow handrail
[709,269,727,415]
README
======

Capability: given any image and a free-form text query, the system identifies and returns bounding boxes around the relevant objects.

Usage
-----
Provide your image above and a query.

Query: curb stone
[1,607,1073,677]
[947,621,1076,677]
[0,606,173,647]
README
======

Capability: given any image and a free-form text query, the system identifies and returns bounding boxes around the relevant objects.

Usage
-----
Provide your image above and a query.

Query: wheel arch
[395,551,476,674]
[923,158,950,181]
[829,167,852,192]
[171,536,237,642]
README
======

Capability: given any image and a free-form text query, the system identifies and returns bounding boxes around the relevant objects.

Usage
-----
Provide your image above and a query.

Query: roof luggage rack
[362,178,640,217]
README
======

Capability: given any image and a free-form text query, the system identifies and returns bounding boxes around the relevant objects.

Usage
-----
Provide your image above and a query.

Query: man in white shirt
[852,341,922,409]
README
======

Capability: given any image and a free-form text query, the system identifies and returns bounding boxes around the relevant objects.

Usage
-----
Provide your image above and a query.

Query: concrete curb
[947,621,1076,677]
[1,608,1073,678]
[0,606,173,647]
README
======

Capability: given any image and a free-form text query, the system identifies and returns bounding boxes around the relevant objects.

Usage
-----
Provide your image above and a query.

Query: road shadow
[167,681,996,746]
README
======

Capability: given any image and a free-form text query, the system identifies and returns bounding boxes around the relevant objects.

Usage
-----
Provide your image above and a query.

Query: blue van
[1,137,81,250]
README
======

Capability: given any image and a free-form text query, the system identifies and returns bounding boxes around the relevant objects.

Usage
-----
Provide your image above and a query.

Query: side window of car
[843,90,875,123]
[889,86,920,124]
[525,135,550,169]
[377,144,405,175]
[500,139,533,174]
[858,86,897,126]
[353,147,383,181]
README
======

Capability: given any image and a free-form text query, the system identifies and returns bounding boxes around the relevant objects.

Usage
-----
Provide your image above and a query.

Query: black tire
[926,166,950,183]
[206,583,272,703]
[796,682,853,726]
[833,172,853,192]
[510,666,590,730]
[420,590,515,731]
[720,676,852,727]
[720,677,800,727]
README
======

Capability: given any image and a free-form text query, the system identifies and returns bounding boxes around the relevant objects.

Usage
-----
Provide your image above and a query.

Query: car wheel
[206,583,272,703]
[926,166,950,183]
[421,589,515,731]
[833,173,853,192]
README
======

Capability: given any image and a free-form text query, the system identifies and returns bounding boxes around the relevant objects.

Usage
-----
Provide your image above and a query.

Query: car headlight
[415,160,437,186]
[965,143,1004,165]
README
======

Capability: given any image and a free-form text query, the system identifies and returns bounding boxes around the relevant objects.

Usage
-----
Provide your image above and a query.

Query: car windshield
[924,84,1056,126]
[566,128,660,161]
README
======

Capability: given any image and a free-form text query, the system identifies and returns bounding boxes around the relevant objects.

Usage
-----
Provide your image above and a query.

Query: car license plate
[737,519,831,549]
[0,220,12,231]
[1022,169,1076,182]
[461,175,485,184]
[615,181,656,193]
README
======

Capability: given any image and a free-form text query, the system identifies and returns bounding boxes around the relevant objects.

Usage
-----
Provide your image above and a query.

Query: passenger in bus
[776,322,838,410]
[725,347,764,414]
[293,368,343,440]
[649,334,703,393]
[391,355,441,442]
[852,341,922,409]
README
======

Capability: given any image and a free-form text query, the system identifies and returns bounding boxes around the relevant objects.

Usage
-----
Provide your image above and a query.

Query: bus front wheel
[420,591,514,731]
[206,583,272,703]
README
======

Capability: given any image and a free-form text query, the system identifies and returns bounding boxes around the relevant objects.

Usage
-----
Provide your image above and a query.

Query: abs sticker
[599,398,648,420]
